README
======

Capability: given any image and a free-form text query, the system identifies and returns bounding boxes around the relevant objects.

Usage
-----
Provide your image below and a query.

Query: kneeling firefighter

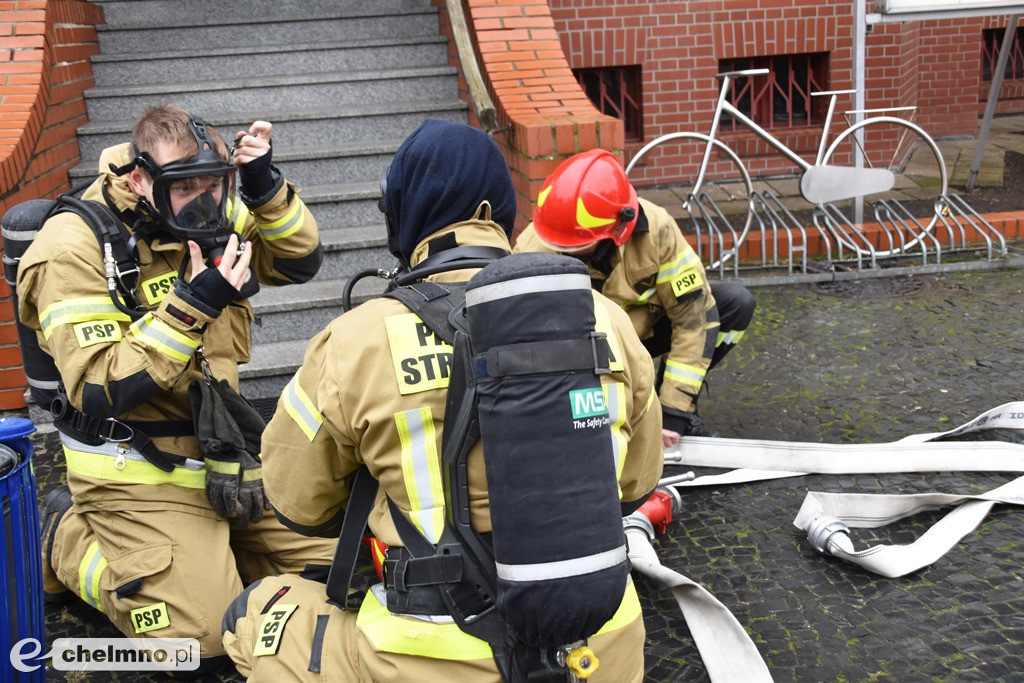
[221,120,665,682]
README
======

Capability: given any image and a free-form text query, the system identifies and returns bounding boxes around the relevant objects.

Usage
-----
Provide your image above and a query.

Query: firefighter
[220,120,664,681]
[20,105,336,673]
[514,149,756,438]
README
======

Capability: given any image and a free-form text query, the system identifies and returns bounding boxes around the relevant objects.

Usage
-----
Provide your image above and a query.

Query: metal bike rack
[683,188,1020,284]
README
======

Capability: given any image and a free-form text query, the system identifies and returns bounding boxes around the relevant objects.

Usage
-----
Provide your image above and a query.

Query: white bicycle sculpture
[625,68,951,271]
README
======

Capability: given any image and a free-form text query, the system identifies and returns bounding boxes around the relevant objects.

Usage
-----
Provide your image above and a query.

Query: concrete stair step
[249,270,392,345]
[75,99,468,159]
[90,36,448,84]
[95,5,440,54]
[71,138,404,190]
[92,0,432,29]
[84,66,459,121]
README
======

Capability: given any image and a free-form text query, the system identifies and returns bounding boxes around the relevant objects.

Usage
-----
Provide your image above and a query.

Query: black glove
[662,407,719,438]
[180,267,240,313]
[238,140,280,202]
[189,378,269,526]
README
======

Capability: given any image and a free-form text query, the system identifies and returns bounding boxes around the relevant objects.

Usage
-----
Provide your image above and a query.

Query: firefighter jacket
[262,219,664,550]
[515,197,718,414]
[17,142,321,467]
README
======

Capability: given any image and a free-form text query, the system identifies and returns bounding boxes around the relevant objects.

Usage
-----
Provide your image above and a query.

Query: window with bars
[982,27,1024,82]
[717,53,829,131]
[573,66,643,142]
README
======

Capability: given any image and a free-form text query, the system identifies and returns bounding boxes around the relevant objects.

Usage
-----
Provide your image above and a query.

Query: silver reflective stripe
[495,544,627,582]
[465,273,591,307]
[58,432,205,470]
[82,551,105,609]
[2,227,36,241]
[605,381,625,476]
[395,408,444,543]
[27,377,60,390]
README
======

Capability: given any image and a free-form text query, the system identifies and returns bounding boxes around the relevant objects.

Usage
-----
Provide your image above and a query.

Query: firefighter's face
[130,141,223,215]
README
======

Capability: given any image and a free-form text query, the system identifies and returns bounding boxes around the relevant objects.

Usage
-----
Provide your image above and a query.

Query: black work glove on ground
[189,378,269,526]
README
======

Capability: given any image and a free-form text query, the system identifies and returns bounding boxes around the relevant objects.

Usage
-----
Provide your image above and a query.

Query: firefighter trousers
[49,473,338,663]
[222,575,646,682]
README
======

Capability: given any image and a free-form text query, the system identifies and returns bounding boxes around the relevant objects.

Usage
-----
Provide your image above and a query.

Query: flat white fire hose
[625,525,773,682]
[634,402,1024,680]
[662,401,1024,578]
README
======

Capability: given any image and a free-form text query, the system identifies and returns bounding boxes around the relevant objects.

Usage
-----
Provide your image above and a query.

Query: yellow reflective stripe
[254,199,303,241]
[394,407,444,543]
[227,196,249,235]
[537,185,552,207]
[283,373,322,441]
[206,459,241,475]
[357,579,640,660]
[356,590,493,660]
[576,197,616,229]
[591,298,624,373]
[78,540,108,613]
[603,381,629,480]
[664,359,705,390]
[241,466,262,483]
[633,286,657,304]
[717,328,746,346]
[656,249,701,284]
[644,387,656,413]
[39,297,132,341]
[594,580,642,636]
[64,445,207,489]
[130,313,200,362]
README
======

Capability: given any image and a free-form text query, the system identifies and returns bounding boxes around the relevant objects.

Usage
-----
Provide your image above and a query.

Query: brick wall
[437,0,623,235]
[0,0,101,409]
[546,1,1017,188]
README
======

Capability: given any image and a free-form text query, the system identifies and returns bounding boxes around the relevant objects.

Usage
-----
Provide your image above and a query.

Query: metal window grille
[717,53,829,130]
[982,27,1024,82]
[574,66,643,142]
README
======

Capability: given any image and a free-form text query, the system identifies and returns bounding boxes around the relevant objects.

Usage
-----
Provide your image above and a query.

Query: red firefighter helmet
[533,149,639,249]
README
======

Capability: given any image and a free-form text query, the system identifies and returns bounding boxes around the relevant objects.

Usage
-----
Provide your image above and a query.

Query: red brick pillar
[0,0,102,409]
[457,0,624,237]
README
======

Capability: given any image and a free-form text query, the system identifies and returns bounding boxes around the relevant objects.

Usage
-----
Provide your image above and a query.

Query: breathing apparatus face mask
[121,117,237,257]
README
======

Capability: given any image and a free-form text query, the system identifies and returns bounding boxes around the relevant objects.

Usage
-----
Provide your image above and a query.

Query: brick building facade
[549,1,1022,186]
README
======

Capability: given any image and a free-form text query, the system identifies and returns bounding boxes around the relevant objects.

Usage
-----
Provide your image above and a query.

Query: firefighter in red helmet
[515,149,755,439]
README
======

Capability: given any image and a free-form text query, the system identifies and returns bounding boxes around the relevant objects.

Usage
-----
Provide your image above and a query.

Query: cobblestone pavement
[10,264,1024,682]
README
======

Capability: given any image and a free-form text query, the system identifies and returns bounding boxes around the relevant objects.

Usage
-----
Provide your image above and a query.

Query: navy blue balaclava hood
[381,120,516,265]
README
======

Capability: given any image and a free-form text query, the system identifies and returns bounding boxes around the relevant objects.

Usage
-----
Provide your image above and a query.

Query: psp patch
[130,601,171,634]
[141,271,178,306]
[670,268,704,299]
[385,313,454,396]
[253,603,298,657]
[73,320,123,348]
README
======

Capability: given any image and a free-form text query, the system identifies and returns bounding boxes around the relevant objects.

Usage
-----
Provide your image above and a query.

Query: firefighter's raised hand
[233,120,277,201]
[232,120,272,167]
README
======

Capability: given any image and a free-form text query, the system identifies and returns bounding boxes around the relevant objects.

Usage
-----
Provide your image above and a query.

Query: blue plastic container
[0,417,43,682]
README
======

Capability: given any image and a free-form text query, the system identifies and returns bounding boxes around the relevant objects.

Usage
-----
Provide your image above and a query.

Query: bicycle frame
[692,68,859,199]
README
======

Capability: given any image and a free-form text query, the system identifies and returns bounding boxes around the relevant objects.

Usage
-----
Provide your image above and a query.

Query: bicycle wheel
[625,132,754,270]
[819,116,947,257]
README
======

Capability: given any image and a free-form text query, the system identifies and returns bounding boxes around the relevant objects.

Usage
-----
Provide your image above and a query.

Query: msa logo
[570,387,608,419]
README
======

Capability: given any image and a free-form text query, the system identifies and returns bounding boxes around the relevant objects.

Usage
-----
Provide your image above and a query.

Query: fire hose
[624,475,774,682]
[664,401,1024,578]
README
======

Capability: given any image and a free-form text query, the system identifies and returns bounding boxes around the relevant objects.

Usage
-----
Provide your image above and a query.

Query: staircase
[72,0,469,404]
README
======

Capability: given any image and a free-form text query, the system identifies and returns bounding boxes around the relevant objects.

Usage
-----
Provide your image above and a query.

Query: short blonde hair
[132,105,228,164]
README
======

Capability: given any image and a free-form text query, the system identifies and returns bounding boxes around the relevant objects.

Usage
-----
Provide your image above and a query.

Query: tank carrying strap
[474,332,613,379]
[50,392,189,473]
[384,547,463,592]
